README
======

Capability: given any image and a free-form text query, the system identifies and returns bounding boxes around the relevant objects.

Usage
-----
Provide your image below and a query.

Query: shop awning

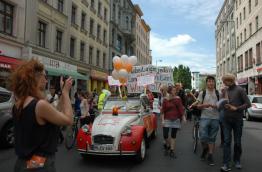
[45,67,88,80]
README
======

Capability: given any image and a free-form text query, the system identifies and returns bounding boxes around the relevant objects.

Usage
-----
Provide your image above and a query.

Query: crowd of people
[9,59,251,172]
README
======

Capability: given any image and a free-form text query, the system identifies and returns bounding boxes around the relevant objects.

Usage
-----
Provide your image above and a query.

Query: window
[89,46,93,64]
[71,6,76,24]
[80,42,85,62]
[245,51,249,69]
[56,30,62,52]
[57,0,63,12]
[91,0,95,9]
[116,35,122,51]
[118,8,121,23]
[104,8,107,21]
[113,4,116,20]
[112,29,115,44]
[0,1,13,35]
[249,0,251,13]
[240,13,242,25]
[256,42,261,64]
[81,12,86,29]
[98,1,101,16]
[70,37,75,58]
[249,23,252,36]
[236,17,239,29]
[243,7,246,20]
[244,28,246,40]
[255,0,258,6]
[97,24,101,40]
[38,21,47,47]
[103,29,107,43]
[96,49,100,66]
[240,33,242,44]
[256,16,259,31]
[90,18,94,35]
[249,48,253,68]
[103,53,106,69]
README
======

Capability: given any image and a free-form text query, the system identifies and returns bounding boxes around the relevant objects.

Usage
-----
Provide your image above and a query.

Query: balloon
[113,59,123,71]
[112,70,120,80]
[112,56,120,63]
[128,56,137,65]
[118,69,128,78]
[119,77,127,84]
[121,55,129,64]
[124,63,133,73]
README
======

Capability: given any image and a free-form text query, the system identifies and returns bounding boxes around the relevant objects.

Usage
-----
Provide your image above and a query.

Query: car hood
[92,114,139,145]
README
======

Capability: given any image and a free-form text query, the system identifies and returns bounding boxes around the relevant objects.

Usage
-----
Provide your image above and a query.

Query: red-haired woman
[10,59,73,172]
[161,85,186,158]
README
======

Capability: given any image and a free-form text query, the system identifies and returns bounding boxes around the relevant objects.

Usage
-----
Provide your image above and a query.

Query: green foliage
[199,77,206,91]
[173,64,192,89]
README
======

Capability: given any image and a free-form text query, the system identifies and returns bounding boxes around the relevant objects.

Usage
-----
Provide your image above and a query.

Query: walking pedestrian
[79,92,90,126]
[161,85,186,158]
[220,74,251,172]
[196,76,220,166]
[10,59,73,172]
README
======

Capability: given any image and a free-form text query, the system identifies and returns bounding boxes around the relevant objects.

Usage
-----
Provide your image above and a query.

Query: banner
[137,74,155,86]
[127,65,174,93]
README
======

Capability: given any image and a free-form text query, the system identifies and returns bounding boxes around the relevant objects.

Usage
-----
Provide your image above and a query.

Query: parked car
[245,95,262,121]
[76,97,157,162]
[0,87,14,147]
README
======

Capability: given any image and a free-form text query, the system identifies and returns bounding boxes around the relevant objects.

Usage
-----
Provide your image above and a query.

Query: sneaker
[200,148,208,161]
[220,164,231,172]
[207,154,215,166]
[169,150,177,158]
[235,161,242,169]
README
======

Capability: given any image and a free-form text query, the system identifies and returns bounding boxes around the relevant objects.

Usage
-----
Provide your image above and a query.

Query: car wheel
[0,121,14,148]
[245,111,252,121]
[135,138,146,162]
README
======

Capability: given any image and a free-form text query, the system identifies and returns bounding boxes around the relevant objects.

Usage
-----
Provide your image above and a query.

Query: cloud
[151,32,216,73]
[148,0,223,25]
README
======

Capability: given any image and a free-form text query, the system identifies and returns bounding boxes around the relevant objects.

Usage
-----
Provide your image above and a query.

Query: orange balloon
[119,77,127,84]
[113,60,123,71]
[124,63,133,73]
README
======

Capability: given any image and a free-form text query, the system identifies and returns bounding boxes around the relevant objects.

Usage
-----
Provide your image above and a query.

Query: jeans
[223,118,243,165]
[199,118,219,144]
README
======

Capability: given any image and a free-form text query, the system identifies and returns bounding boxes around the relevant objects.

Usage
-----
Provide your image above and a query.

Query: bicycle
[64,116,80,150]
[192,115,200,153]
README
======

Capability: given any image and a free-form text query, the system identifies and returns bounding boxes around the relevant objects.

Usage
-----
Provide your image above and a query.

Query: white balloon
[121,55,129,64]
[112,70,120,80]
[128,56,137,65]
[112,56,120,63]
[118,69,129,78]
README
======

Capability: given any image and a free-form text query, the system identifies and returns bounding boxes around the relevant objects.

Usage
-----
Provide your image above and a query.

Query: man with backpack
[196,76,220,166]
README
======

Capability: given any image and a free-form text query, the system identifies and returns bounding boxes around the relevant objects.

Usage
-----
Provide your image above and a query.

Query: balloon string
[118,86,122,98]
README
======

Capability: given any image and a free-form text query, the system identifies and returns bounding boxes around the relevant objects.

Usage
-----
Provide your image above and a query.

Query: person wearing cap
[220,74,251,172]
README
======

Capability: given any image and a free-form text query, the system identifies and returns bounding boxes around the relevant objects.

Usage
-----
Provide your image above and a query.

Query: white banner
[108,76,120,86]
[127,65,174,93]
[137,74,155,86]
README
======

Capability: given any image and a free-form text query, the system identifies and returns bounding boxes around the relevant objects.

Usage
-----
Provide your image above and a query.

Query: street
[0,119,262,172]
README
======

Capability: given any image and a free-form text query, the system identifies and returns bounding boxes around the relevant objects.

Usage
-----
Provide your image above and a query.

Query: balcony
[90,6,96,14]
[89,33,96,40]
[81,0,89,8]
[96,37,102,44]
[80,27,88,35]
[71,23,79,30]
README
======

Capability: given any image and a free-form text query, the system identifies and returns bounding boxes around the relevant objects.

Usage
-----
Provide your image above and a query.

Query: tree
[173,64,192,89]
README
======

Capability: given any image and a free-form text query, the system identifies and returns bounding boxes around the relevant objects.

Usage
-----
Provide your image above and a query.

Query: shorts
[199,118,219,144]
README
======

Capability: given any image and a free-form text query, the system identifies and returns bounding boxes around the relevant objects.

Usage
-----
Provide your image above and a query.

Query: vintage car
[76,96,158,162]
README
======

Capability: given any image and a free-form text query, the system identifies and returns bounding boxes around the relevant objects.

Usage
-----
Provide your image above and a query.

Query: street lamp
[155,59,162,67]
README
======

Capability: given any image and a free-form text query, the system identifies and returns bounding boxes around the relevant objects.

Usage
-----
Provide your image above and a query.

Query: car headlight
[121,126,132,136]
[81,124,90,133]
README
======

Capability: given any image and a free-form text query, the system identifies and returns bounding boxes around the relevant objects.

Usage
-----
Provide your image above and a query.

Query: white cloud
[148,0,223,25]
[151,32,216,74]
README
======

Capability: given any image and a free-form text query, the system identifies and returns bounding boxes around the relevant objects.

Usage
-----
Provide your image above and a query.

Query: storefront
[237,77,248,93]
[90,70,108,93]
[0,56,21,88]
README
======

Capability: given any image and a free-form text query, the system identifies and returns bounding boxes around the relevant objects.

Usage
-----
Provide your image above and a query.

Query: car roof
[0,87,10,93]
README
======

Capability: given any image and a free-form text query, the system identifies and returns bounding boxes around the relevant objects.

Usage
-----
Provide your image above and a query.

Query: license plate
[91,144,114,151]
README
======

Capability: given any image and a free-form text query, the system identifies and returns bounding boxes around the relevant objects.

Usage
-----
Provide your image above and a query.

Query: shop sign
[33,55,77,71]
[91,70,108,80]
[257,67,262,73]
[0,63,11,69]
[237,77,248,85]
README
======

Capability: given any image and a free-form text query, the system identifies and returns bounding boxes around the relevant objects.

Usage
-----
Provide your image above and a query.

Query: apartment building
[0,0,26,88]
[134,4,151,65]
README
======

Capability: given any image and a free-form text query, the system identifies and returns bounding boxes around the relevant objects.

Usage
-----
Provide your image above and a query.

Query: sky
[132,0,224,74]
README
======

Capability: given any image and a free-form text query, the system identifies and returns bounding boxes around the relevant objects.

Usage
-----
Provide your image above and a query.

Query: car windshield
[252,97,262,103]
[103,99,141,111]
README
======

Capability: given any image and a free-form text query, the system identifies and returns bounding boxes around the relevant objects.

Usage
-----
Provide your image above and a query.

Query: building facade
[215,0,236,89]
[191,72,200,90]
[0,0,26,88]
[134,4,151,65]
[108,0,136,72]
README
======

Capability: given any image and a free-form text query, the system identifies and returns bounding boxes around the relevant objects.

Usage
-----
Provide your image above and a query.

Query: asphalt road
[1,119,262,172]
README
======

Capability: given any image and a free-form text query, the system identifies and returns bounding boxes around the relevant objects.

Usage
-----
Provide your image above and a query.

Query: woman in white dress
[79,92,90,126]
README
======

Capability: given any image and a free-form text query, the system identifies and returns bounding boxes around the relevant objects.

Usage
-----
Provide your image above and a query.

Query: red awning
[0,56,21,69]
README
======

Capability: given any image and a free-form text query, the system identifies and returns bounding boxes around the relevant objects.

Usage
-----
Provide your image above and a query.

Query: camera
[62,75,75,86]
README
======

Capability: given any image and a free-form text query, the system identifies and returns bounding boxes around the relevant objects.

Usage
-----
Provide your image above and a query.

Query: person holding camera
[10,59,73,172]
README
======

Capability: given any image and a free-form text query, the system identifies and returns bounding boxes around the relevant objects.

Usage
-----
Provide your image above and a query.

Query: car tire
[0,121,14,148]
[135,137,146,163]
[245,111,252,121]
